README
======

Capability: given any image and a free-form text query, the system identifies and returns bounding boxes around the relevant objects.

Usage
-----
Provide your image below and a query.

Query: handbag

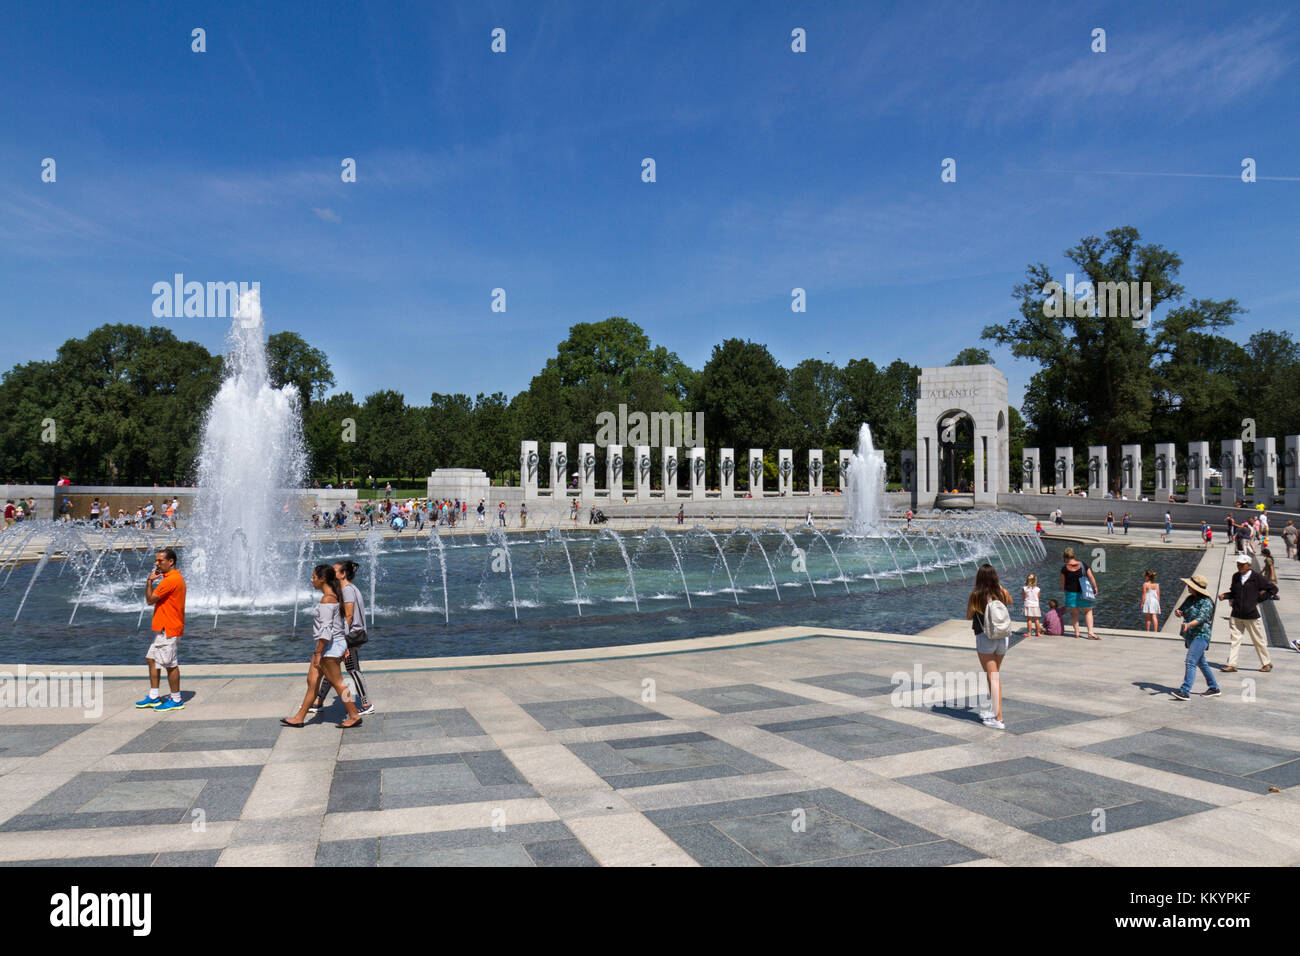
[1081,575,1096,602]
[346,627,368,649]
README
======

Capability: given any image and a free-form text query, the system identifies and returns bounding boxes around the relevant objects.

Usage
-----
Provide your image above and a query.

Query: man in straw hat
[1220,554,1277,673]
[1171,573,1220,700]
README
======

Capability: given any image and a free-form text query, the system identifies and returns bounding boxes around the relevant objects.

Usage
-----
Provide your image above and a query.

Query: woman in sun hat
[1170,573,1220,700]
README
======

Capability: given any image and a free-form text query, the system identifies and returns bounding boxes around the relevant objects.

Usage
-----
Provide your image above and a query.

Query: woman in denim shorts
[967,564,1014,730]
[1060,547,1100,639]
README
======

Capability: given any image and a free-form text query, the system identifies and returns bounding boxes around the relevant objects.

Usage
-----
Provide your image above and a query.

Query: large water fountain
[0,311,1082,665]
[186,288,307,607]
[845,423,886,534]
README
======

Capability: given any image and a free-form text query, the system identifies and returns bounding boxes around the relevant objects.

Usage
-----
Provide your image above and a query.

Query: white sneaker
[978,709,995,720]
[982,717,1006,730]
[359,703,376,716]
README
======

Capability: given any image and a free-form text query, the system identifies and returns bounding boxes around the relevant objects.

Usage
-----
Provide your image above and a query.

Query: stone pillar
[520,440,539,499]
[777,449,793,496]
[606,445,623,499]
[1053,447,1074,494]
[720,448,735,500]
[1086,445,1107,496]
[1021,447,1039,494]
[1186,441,1209,505]
[1220,439,1243,505]
[1153,443,1176,499]
[689,447,707,501]
[900,450,915,495]
[1253,438,1277,505]
[578,442,596,500]
[749,449,764,497]
[634,445,652,500]
[839,449,852,492]
[808,450,824,496]
[974,431,987,501]
[1120,444,1141,498]
[1050,447,1071,494]
[1285,436,1300,511]
[549,442,567,495]
[661,446,678,499]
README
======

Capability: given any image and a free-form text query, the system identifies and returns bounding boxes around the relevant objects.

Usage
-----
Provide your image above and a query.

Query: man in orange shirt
[136,548,187,712]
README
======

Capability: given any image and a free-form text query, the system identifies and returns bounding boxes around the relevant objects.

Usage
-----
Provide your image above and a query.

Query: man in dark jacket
[1220,554,1278,672]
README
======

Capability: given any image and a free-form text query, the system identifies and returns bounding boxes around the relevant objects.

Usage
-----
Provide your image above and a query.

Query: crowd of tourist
[2,496,181,531]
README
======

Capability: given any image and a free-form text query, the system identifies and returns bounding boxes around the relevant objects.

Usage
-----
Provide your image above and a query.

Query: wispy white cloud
[312,207,341,223]
[969,16,1292,123]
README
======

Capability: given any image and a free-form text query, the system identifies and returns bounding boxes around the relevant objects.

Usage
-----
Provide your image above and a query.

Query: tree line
[2,226,1291,489]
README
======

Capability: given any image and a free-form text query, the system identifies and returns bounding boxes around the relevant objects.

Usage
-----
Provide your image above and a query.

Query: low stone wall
[4,485,355,522]
[998,493,1297,530]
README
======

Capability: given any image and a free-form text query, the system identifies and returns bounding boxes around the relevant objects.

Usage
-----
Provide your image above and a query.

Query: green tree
[357,390,407,481]
[984,227,1186,486]
[694,339,789,487]
[304,392,360,485]
[948,347,993,366]
[266,332,335,413]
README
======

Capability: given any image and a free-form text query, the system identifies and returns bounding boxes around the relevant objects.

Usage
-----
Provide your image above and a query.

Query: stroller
[591,509,609,525]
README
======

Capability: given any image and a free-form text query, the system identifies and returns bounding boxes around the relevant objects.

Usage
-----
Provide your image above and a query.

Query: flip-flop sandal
[340,718,363,729]
[280,718,305,728]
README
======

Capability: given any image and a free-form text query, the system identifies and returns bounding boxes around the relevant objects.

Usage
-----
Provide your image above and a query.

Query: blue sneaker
[154,697,185,713]
[135,695,162,708]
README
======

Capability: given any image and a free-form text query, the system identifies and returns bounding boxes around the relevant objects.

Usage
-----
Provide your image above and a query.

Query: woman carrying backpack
[967,564,1014,730]
[1061,546,1100,640]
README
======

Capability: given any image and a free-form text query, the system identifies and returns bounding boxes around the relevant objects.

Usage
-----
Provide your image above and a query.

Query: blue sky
[2,0,1297,411]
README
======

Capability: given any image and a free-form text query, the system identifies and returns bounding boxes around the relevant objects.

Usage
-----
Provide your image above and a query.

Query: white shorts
[146,633,180,669]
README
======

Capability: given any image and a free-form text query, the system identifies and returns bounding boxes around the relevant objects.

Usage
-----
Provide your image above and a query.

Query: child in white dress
[1141,570,1161,631]
[1022,573,1041,636]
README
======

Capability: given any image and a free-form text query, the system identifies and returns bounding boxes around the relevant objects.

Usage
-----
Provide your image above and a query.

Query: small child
[1035,520,1044,537]
[1022,573,1041,636]
[1141,570,1161,631]
[1043,599,1064,635]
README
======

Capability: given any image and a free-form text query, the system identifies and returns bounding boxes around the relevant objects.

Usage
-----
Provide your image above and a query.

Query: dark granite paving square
[2,854,157,867]
[316,821,591,867]
[674,683,817,715]
[0,723,92,758]
[900,759,1216,843]
[523,839,599,867]
[113,718,280,754]
[794,673,899,698]
[567,731,781,790]
[520,697,666,731]
[1082,728,1300,792]
[0,765,261,832]
[757,712,965,760]
[927,697,1099,735]
[346,708,487,741]
[794,840,986,867]
[153,850,223,867]
[316,837,378,867]
[326,749,534,813]
[645,788,979,867]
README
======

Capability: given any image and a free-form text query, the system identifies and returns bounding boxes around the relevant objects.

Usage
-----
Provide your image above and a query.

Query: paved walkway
[2,609,1297,866]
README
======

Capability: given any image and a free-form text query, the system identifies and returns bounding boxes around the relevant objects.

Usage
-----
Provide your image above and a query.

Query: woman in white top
[1022,573,1041,637]
[283,564,363,728]
[1141,570,1161,632]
